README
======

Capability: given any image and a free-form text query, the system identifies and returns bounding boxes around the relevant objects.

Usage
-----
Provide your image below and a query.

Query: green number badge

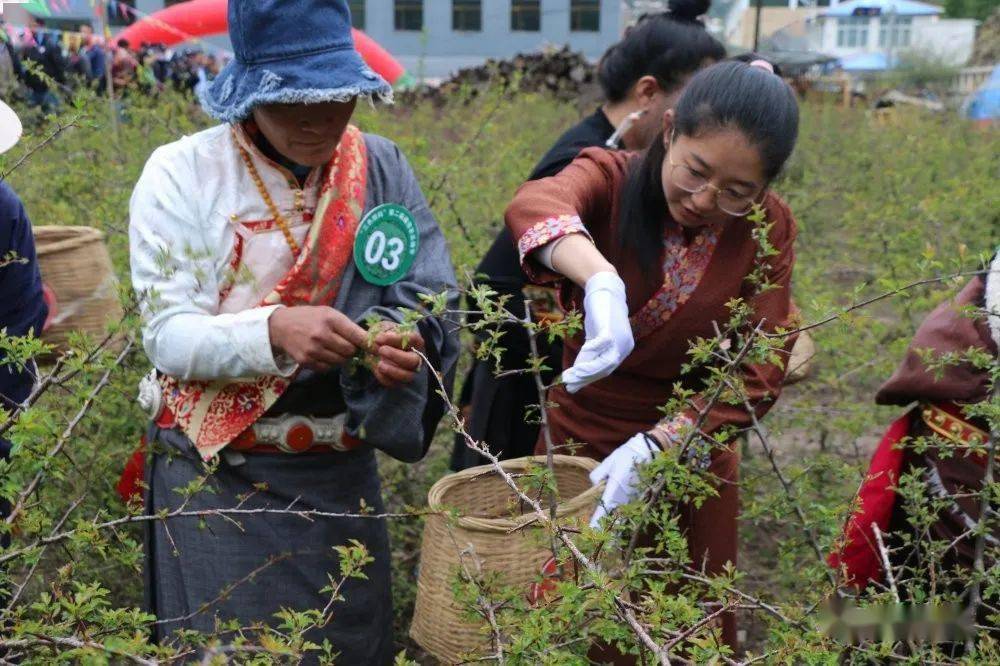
[353,204,420,286]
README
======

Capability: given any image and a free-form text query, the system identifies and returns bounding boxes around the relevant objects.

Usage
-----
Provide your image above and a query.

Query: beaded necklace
[232,126,302,257]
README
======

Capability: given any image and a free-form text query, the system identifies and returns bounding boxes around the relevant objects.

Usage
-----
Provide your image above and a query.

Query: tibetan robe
[505,147,799,653]
[129,122,459,663]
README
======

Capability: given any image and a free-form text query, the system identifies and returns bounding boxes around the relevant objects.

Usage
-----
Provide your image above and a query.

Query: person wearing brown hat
[830,249,1000,593]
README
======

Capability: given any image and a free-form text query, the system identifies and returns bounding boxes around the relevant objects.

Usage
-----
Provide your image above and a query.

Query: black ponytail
[618,60,800,274]
[597,0,725,103]
[666,0,711,21]
[617,141,670,278]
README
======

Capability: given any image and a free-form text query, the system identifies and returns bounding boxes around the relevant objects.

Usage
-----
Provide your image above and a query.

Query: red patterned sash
[159,125,368,461]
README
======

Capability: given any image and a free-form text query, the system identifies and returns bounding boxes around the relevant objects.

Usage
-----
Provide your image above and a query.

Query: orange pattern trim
[920,402,989,448]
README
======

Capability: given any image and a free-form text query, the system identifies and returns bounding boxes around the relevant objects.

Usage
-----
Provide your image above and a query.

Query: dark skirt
[145,425,394,664]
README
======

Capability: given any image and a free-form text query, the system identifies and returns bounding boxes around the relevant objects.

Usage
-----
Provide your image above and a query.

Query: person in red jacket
[830,250,999,593]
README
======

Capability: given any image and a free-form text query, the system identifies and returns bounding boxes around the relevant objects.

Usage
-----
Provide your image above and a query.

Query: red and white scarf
[159,125,368,461]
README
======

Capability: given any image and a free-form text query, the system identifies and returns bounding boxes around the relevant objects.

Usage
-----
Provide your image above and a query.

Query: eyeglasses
[666,147,759,217]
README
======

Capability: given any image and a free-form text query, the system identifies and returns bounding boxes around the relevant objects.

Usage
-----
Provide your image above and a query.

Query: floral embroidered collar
[629,222,722,342]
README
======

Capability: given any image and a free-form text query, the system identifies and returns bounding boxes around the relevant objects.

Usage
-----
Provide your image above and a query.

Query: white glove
[562,271,634,394]
[589,432,661,528]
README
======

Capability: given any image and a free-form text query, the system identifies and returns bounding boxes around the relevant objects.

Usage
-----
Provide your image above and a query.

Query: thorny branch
[0,113,85,182]
[524,298,561,561]
[872,523,900,603]
[0,504,429,566]
[767,269,990,339]
[965,384,999,653]
[730,373,836,583]
[443,523,507,664]
[5,339,136,528]
[0,635,157,665]
[0,322,132,438]
[623,320,766,566]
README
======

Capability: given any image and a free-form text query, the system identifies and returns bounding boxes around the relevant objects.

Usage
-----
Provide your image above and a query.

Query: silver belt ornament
[137,370,348,453]
[137,369,164,419]
[250,413,349,453]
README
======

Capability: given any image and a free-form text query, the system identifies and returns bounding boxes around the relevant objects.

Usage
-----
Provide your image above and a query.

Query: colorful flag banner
[20,0,51,17]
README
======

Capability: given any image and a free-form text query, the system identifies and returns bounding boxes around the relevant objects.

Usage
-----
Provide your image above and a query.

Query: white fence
[951,65,994,96]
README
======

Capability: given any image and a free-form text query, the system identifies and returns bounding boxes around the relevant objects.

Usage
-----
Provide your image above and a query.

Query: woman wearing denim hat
[128,1,458,660]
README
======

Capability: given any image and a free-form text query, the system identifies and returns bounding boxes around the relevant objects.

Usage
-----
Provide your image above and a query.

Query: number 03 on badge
[354,204,420,286]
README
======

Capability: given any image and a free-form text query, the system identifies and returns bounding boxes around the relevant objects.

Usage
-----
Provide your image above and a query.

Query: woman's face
[252,99,358,167]
[661,127,767,230]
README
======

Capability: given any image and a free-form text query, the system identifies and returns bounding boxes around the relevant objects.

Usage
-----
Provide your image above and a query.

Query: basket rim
[33,226,106,256]
[426,454,602,534]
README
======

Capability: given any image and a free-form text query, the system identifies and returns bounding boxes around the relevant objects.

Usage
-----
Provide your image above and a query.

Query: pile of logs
[400,46,597,105]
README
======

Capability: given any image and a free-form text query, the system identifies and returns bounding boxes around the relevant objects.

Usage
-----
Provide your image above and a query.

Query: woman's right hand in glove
[561,271,634,393]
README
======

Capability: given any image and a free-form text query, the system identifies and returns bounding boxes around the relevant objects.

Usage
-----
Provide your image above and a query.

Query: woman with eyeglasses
[451,0,726,472]
[505,59,800,651]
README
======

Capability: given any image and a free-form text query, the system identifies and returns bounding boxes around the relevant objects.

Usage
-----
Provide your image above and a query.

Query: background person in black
[451,0,725,470]
[21,18,67,113]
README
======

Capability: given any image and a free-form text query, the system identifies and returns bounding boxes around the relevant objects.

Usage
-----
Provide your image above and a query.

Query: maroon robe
[505,148,799,653]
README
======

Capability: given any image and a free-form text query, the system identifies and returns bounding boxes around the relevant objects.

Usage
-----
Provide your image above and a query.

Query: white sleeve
[129,145,294,381]
[534,235,568,271]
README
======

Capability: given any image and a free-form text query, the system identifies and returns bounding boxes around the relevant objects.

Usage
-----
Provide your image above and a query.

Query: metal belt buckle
[253,414,348,453]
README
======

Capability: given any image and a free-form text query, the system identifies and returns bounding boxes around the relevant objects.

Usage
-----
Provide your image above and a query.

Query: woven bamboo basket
[33,226,122,356]
[410,455,601,664]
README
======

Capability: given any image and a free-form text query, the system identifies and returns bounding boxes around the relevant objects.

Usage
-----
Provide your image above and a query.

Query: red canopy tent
[116,0,407,86]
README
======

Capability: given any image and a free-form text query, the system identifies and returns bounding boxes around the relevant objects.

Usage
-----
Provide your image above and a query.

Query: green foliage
[882,51,962,96]
[0,81,997,663]
[944,0,999,22]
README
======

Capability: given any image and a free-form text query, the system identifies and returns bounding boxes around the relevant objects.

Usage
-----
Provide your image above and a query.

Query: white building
[703,0,978,69]
[344,1,623,80]
[810,0,978,67]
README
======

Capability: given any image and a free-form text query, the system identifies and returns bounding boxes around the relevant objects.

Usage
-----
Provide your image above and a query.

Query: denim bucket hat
[200,0,393,123]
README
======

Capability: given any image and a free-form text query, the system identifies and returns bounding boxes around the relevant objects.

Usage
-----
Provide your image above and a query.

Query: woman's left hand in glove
[588,432,663,529]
